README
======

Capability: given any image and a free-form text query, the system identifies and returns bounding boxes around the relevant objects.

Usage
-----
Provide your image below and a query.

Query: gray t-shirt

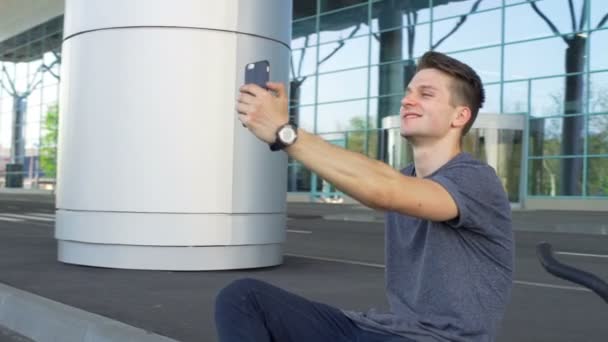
[344,152,514,342]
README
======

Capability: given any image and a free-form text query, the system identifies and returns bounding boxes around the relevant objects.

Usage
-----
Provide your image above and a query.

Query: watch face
[279,126,297,144]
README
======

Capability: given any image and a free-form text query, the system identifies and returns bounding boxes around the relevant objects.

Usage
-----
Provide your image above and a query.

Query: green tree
[39,105,59,178]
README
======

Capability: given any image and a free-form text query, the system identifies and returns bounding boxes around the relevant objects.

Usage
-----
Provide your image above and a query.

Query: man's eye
[422,93,433,97]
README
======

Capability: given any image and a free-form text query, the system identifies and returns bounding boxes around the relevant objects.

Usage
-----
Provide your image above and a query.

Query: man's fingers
[237,93,256,105]
[236,102,253,116]
[238,113,248,127]
[266,82,286,98]
[240,84,266,98]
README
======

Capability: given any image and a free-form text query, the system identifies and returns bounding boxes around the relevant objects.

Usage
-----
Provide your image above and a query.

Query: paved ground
[0,193,607,341]
[0,325,34,342]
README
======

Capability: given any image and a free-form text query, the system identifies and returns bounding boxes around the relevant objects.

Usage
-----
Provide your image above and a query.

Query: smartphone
[245,60,270,89]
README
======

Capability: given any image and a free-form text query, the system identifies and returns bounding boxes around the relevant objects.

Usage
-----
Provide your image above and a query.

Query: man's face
[400,68,461,142]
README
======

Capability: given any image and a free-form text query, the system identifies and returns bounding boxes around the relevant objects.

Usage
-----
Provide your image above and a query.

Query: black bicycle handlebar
[536,242,608,304]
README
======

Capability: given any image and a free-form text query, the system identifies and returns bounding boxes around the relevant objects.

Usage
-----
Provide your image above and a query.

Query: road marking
[513,280,589,292]
[284,253,384,268]
[287,229,312,234]
[556,251,608,259]
[25,212,55,218]
[0,216,24,222]
[285,254,592,292]
[0,213,54,222]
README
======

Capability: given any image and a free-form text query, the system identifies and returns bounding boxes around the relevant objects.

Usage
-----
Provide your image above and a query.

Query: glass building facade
[0,0,607,207]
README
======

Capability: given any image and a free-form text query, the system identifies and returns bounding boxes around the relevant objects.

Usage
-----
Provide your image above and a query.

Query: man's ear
[452,106,472,129]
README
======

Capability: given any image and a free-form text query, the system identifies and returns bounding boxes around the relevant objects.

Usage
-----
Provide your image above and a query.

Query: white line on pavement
[25,212,55,218]
[513,280,589,292]
[0,216,24,222]
[556,251,608,259]
[287,229,312,234]
[0,213,54,222]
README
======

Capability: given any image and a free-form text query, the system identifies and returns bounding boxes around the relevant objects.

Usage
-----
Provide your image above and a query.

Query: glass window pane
[433,0,502,19]
[446,47,501,84]
[292,18,318,49]
[432,9,502,52]
[370,24,431,64]
[317,68,368,103]
[592,0,608,29]
[528,157,584,196]
[287,163,313,192]
[369,94,402,125]
[293,2,316,20]
[371,0,431,32]
[588,114,608,155]
[345,125,370,155]
[530,75,588,117]
[370,60,414,97]
[42,84,58,104]
[318,35,369,72]
[317,99,367,133]
[293,105,315,133]
[504,37,569,80]
[503,81,530,114]
[291,47,317,78]
[587,157,608,196]
[590,29,608,71]
[528,116,585,156]
[482,83,500,114]
[290,76,316,106]
[319,5,369,43]
[589,71,608,113]
[505,1,586,42]
[321,0,366,13]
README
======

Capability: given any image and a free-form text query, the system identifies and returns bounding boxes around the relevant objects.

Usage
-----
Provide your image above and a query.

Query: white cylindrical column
[55,0,292,270]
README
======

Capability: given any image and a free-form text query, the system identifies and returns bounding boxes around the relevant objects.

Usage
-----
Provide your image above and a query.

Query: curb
[0,283,180,342]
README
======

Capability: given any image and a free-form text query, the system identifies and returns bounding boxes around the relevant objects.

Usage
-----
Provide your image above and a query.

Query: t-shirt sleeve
[429,162,511,235]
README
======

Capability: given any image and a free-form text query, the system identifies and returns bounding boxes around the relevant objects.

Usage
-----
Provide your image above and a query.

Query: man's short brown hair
[416,51,485,135]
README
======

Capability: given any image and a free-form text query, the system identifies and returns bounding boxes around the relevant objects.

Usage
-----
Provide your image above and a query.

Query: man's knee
[215,278,266,310]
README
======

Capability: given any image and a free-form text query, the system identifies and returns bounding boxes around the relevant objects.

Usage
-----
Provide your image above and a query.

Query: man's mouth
[402,113,422,119]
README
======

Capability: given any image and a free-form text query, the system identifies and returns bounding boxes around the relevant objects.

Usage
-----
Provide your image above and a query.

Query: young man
[215,51,514,342]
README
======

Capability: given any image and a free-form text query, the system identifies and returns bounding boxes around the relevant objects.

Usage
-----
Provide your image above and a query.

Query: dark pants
[214,278,413,342]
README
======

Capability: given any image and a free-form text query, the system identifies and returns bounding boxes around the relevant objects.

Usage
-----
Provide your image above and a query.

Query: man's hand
[236,82,289,144]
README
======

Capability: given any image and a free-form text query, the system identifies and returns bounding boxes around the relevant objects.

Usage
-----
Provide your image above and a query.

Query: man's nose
[402,93,416,107]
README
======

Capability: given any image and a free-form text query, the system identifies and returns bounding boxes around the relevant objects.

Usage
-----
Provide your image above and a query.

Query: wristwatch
[269,121,299,151]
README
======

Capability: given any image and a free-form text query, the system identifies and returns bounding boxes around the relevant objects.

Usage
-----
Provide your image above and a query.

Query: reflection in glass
[590,29,608,71]
[290,47,317,78]
[529,116,584,156]
[432,10,501,53]
[482,83,500,113]
[433,0,502,19]
[463,128,522,202]
[287,163,313,192]
[502,81,529,114]
[290,72,316,110]
[319,5,369,43]
[318,35,369,72]
[505,2,583,43]
[530,76,568,117]
[588,114,608,155]
[371,0,431,31]
[504,37,567,80]
[370,24,431,65]
[316,99,367,133]
[589,71,608,113]
[529,157,583,196]
[293,1,316,20]
[291,18,317,49]
[321,0,366,13]
[317,68,368,103]
[587,157,608,196]
[446,47,501,84]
